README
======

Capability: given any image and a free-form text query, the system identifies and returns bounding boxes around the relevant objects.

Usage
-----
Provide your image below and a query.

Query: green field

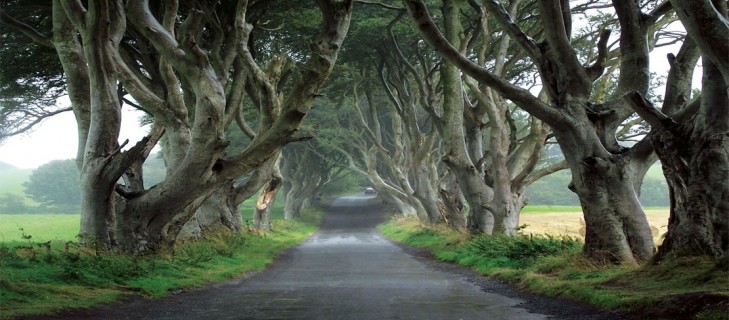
[0,214,80,244]
[0,197,271,245]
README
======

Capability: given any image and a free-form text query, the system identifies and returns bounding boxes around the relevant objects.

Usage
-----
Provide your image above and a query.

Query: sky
[0,106,151,169]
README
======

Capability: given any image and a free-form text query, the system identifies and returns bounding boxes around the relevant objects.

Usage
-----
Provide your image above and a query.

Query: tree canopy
[1,0,725,265]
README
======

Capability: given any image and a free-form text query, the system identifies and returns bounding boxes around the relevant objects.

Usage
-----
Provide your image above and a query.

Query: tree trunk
[654,130,729,261]
[253,160,283,230]
[73,0,126,248]
[439,0,494,233]
[177,184,244,240]
[438,171,467,231]
[412,161,442,224]
[557,125,655,264]
[652,58,729,264]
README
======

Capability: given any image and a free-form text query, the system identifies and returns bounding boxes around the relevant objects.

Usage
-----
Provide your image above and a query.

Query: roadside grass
[0,204,322,319]
[379,214,729,320]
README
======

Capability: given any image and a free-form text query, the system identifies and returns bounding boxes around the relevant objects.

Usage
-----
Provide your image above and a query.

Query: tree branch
[623,91,678,130]
[0,9,53,47]
[537,0,586,79]
[355,0,404,10]
[480,0,541,60]
[401,0,562,125]
[586,29,612,81]
[669,0,729,83]
[521,160,568,186]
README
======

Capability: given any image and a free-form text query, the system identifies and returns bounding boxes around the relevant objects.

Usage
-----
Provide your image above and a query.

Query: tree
[403,0,678,263]
[1,0,354,252]
[23,159,80,212]
[0,193,29,214]
[625,0,729,266]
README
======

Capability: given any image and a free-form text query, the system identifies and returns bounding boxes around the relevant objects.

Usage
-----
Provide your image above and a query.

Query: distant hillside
[0,161,17,170]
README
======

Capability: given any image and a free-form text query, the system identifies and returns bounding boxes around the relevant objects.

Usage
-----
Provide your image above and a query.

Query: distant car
[364,187,377,195]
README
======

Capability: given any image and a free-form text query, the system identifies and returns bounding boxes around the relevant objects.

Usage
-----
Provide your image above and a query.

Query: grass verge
[379,215,729,320]
[0,209,322,319]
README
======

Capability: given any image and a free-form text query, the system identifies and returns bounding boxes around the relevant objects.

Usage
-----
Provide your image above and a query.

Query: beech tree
[1,0,353,251]
[625,0,728,266]
[403,0,679,263]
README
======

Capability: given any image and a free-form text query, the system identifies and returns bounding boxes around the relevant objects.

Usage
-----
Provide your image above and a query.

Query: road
[24,196,622,320]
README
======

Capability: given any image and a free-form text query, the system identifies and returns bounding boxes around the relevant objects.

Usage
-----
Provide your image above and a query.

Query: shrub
[464,234,582,270]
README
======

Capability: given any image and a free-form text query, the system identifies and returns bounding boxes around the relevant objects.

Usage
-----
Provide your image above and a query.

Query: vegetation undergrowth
[0,208,322,319]
[379,215,729,320]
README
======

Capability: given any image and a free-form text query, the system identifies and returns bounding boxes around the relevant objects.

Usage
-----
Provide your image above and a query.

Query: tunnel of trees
[0,0,726,266]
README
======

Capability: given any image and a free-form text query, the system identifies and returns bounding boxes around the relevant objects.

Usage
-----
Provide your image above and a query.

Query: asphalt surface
[22,195,623,320]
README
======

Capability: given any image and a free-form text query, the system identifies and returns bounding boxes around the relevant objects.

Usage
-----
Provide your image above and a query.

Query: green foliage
[23,159,81,212]
[0,166,35,211]
[0,2,67,142]
[461,234,582,270]
[0,193,30,214]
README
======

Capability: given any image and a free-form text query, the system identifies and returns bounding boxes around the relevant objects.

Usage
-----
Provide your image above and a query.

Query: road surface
[23,195,622,319]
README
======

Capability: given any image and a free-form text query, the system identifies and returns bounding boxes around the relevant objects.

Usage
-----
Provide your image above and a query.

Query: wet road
[24,196,620,319]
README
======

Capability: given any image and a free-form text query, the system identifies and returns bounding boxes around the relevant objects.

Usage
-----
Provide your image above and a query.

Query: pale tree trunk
[558,127,654,263]
[438,169,467,230]
[49,0,91,171]
[440,0,494,233]
[62,0,127,247]
[253,155,283,230]
[177,184,244,239]
[411,159,442,223]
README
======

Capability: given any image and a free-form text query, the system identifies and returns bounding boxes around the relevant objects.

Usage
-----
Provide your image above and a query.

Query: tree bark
[440,0,494,233]
[253,155,283,230]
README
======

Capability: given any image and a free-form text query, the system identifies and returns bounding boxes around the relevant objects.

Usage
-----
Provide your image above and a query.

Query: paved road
[24,196,621,320]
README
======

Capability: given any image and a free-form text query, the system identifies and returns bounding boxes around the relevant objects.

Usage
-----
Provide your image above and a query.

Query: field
[520,205,669,243]
[0,205,670,247]
[0,214,79,243]
[0,197,270,245]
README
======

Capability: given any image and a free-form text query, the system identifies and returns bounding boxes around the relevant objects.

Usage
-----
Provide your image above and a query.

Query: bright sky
[0,106,150,169]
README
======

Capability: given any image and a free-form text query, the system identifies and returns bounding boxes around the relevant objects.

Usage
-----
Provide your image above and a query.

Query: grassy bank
[0,208,322,319]
[379,215,728,320]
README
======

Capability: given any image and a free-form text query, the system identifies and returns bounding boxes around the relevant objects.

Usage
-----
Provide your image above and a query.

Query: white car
[364,187,377,195]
